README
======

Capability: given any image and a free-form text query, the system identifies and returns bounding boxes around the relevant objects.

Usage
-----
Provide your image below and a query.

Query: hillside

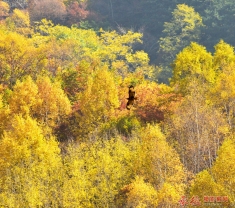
[0,0,234,207]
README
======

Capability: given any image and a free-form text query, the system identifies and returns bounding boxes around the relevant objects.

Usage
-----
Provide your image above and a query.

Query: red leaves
[66,2,89,25]
[135,85,164,122]
[134,84,181,123]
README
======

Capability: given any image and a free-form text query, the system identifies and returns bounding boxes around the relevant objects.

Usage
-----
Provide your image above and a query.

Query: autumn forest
[0,0,235,207]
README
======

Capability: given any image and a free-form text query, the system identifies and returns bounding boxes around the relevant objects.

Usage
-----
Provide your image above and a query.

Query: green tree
[191,0,235,50]
[159,4,203,63]
[32,22,151,81]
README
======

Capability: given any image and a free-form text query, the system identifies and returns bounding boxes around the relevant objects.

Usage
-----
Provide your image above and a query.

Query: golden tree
[0,115,62,207]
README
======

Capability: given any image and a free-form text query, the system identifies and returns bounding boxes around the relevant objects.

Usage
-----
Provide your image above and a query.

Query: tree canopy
[0,1,235,206]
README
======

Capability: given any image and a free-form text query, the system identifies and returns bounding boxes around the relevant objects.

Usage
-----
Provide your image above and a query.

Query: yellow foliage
[5,76,71,132]
[62,137,135,207]
[158,182,182,206]
[4,9,31,35]
[214,40,235,70]
[171,42,214,94]
[0,115,62,207]
[190,170,224,199]
[0,31,47,86]
[211,138,235,202]
[34,23,150,80]
[126,176,158,208]
[210,41,235,129]
[11,9,30,28]
[175,4,203,31]
[35,76,71,127]
[133,124,186,206]
[0,1,9,17]
[8,76,40,116]
[76,67,119,140]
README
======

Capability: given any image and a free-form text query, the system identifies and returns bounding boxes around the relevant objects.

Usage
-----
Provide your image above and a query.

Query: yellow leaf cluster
[126,176,158,208]
[0,1,9,17]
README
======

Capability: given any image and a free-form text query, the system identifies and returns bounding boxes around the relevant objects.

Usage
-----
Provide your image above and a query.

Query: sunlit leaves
[11,9,30,28]
[168,78,228,173]
[171,42,214,94]
[0,31,47,87]
[210,41,235,129]
[212,138,235,202]
[125,176,158,208]
[8,76,39,116]
[4,9,235,207]
[35,76,71,127]
[0,115,62,207]
[63,137,135,207]
[99,30,148,72]
[74,67,119,140]
[213,40,235,70]
[134,124,186,206]
[5,75,71,132]
[32,22,151,82]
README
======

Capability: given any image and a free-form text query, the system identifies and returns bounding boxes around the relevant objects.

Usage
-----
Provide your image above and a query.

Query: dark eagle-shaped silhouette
[126,85,137,110]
